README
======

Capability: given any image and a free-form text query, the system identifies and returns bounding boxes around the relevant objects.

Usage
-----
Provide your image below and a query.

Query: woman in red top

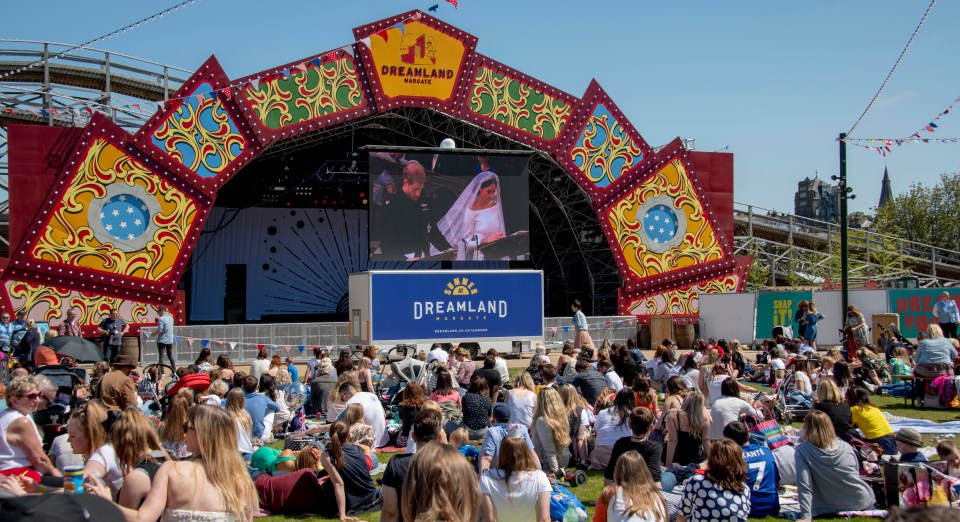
[632,377,659,420]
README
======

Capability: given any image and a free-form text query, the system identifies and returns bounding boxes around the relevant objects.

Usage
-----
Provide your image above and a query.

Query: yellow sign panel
[368,21,466,102]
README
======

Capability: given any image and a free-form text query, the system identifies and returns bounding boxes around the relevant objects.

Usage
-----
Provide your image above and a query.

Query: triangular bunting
[228,341,237,350]
[201,339,209,348]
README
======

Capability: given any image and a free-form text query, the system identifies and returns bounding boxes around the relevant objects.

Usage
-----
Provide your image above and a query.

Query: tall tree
[874,172,960,252]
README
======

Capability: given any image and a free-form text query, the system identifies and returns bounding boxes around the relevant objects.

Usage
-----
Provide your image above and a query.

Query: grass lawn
[257,373,956,521]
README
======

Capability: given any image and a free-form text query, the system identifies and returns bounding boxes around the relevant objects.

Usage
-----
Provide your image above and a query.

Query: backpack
[548,483,586,522]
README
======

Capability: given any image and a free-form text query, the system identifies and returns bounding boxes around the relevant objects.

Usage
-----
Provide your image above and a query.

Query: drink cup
[63,465,84,494]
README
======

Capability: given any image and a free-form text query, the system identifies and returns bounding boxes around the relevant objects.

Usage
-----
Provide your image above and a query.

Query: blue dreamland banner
[371,271,543,341]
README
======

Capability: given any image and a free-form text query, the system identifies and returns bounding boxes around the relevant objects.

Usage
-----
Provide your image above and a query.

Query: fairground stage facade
[2,10,749,335]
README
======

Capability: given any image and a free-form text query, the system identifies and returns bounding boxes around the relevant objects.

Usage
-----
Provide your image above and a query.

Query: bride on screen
[438,171,506,260]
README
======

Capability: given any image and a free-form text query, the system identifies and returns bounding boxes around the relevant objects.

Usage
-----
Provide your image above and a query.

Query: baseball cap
[493,403,511,422]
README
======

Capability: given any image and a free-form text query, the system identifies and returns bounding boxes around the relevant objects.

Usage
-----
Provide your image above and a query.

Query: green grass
[256,379,957,521]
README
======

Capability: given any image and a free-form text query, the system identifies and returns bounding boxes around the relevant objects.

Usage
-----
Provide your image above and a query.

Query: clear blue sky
[6,0,959,214]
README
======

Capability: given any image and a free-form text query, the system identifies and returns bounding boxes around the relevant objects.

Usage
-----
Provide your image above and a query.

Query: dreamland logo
[379,33,454,85]
[413,277,507,320]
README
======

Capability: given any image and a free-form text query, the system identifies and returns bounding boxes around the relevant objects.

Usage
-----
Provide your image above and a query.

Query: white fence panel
[810,290,843,346]
[699,292,757,343]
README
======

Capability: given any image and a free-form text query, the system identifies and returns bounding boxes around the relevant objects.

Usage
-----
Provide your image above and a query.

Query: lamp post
[835,133,856,315]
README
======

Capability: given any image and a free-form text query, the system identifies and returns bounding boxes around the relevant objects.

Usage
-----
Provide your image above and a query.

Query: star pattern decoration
[642,204,679,246]
[99,194,151,242]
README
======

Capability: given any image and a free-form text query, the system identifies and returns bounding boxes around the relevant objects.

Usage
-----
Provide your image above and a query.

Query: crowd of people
[0,327,958,522]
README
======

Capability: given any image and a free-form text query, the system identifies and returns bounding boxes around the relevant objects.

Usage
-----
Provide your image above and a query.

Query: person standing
[0,311,14,359]
[571,299,595,352]
[8,311,27,354]
[151,305,175,371]
[932,291,960,339]
[802,302,825,351]
[57,308,82,337]
[97,308,128,364]
[794,301,809,340]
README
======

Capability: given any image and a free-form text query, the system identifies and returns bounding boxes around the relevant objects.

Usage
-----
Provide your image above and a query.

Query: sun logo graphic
[444,277,478,296]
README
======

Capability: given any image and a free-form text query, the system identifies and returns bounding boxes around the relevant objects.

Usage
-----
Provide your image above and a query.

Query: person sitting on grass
[723,421,779,518]
[480,431,552,522]
[846,386,897,455]
[319,419,381,520]
[893,428,926,463]
[795,410,875,521]
[450,427,481,472]
[381,409,443,522]
[677,439,750,522]
[479,404,540,475]
[402,442,481,522]
[604,407,663,490]
[936,440,960,478]
[596,450,668,522]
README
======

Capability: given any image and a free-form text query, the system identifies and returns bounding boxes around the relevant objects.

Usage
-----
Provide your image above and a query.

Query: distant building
[794,175,840,223]
[878,166,893,208]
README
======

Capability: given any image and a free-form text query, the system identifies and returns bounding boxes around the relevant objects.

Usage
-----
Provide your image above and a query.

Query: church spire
[878,166,893,208]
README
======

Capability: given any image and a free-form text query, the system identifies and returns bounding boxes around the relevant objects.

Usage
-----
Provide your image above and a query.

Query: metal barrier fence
[137,316,639,365]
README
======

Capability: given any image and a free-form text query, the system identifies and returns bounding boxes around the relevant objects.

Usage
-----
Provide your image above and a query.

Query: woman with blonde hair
[0,376,60,482]
[480,433,552,522]
[202,379,229,406]
[664,390,710,467]
[795,410,874,521]
[401,442,480,522]
[597,450,667,522]
[158,394,192,460]
[812,379,854,439]
[357,356,375,393]
[531,387,571,474]
[879,346,913,397]
[913,323,957,381]
[66,400,124,494]
[110,407,169,509]
[90,404,259,521]
[507,371,537,430]
[802,302,825,351]
[225,387,253,456]
[558,383,590,467]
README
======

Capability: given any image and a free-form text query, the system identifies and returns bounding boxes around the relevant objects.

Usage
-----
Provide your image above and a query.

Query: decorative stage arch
[2,10,747,331]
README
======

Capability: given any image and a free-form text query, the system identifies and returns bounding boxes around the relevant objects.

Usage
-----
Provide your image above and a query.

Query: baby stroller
[771,358,819,423]
[139,363,178,414]
[375,348,429,412]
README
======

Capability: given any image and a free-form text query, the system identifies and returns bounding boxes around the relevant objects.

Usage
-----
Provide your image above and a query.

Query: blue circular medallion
[642,204,678,245]
[99,194,151,242]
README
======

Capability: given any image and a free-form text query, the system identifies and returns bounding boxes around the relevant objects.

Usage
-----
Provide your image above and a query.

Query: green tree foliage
[875,172,960,251]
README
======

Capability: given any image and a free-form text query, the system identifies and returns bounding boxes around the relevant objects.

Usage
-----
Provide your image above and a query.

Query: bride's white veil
[438,171,505,245]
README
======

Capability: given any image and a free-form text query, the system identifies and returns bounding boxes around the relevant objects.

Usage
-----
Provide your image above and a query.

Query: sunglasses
[17,392,41,400]
[182,422,195,433]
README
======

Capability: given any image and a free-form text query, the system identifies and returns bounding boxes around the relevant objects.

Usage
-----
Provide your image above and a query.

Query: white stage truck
[348,270,545,359]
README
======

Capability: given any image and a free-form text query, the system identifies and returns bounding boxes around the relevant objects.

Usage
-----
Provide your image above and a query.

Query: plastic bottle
[562,501,579,522]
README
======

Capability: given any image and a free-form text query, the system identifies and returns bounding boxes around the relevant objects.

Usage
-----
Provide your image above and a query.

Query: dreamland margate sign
[371,271,543,341]
[367,21,467,101]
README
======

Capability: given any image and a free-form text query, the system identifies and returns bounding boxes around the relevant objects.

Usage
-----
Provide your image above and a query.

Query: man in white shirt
[340,383,389,447]
[597,360,624,391]
[427,343,449,365]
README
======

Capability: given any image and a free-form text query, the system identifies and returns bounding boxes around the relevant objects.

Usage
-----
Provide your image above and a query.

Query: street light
[837,134,856,317]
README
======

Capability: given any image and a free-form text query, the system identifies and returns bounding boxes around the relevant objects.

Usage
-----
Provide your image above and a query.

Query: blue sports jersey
[742,443,780,517]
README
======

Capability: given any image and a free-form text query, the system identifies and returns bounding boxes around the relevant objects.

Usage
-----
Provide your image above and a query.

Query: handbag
[742,404,789,450]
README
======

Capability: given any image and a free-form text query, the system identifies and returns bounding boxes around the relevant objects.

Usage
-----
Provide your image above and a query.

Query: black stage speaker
[224,264,247,324]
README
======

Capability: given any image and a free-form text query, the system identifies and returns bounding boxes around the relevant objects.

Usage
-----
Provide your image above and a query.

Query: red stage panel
[7,125,85,252]
[689,151,734,243]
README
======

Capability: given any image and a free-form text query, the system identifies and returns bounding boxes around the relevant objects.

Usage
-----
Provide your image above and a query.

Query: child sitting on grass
[450,427,480,472]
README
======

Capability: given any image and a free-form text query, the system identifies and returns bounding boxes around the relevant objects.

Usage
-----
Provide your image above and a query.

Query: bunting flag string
[841,92,960,156]
[0,0,201,81]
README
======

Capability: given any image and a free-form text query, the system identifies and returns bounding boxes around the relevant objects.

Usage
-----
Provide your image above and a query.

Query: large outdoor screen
[368,149,531,262]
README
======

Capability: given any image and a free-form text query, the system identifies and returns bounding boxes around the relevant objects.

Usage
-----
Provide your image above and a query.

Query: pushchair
[375,349,429,411]
[771,358,820,423]
[139,363,178,414]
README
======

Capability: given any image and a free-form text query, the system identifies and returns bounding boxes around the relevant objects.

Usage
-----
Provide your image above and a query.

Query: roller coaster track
[0,40,190,256]
[734,202,960,289]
